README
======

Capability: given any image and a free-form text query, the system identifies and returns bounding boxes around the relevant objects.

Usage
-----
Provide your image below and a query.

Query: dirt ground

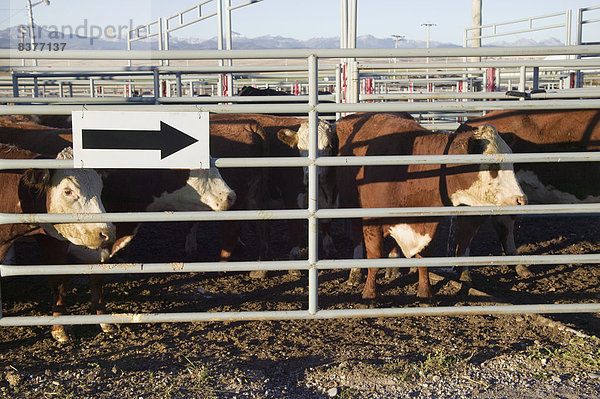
[1,214,600,398]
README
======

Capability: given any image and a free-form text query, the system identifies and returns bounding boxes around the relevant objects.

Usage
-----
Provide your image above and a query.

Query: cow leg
[492,215,532,278]
[287,219,304,259]
[184,222,200,259]
[320,220,337,258]
[219,221,241,263]
[250,220,271,279]
[414,254,434,301]
[454,216,487,282]
[286,219,305,277]
[384,246,401,279]
[89,275,115,333]
[362,223,384,300]
[347,219,364,286]
[36,235,71,343]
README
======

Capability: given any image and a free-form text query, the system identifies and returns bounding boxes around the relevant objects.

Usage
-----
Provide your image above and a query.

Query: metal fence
[1,46,600,328]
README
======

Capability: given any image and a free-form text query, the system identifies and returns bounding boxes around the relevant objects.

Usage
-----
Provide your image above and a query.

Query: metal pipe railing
[2,48,600,326]
[3,45,600,60]
[3,99,600,115]
[2,303,600,327]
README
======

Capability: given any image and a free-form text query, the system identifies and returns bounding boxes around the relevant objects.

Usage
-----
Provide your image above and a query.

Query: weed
[527,336,600,372]
[381,349,472,382]
[183,356,218,399]
[338,387,359,399]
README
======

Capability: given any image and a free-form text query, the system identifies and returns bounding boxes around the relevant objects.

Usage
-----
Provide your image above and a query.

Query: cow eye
[63,188,74,197]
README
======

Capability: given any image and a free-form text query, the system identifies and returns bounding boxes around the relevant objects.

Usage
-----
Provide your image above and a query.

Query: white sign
[72,111,210,169]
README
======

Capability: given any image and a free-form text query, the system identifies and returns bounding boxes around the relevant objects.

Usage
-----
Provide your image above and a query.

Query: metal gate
[1,46,600,328]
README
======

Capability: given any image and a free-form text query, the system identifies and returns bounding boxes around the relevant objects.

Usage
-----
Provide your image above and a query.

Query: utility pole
[25,0,50,66]
[391,34,404,63]
[421,22,436,92]
[472,0,482,62]
[26,0,36,66]
[421,22,436,49]
[391,34,405,49]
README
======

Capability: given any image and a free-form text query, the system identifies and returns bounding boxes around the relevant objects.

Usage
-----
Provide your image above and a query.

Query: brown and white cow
[336,112,527,300]
[455,109,600,280]
[0,115,236,341]
[0,144,114,257]
[0,144,116,340]
[209,114,338,266]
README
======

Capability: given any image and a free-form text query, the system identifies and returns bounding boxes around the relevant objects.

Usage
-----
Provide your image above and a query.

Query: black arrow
[82,121,198,159]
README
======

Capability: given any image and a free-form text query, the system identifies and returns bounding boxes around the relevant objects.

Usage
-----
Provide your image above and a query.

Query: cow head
[277,119,338,209]
[25,147,116,249]
[449,125,527,207]
[146,166,236,212]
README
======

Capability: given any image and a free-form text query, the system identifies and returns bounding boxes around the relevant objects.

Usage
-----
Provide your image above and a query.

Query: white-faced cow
[336,112,527,300]
[455,109,600,280]
[0,115,236,341]
[0,144,114,255]
[209,114,338,269]
[0,143,116,340]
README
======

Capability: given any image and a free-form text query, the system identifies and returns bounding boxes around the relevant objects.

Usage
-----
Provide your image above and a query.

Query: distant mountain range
[0,25,564,50]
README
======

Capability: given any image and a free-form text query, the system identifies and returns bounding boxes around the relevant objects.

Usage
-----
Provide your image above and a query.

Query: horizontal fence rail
[3,303,600,328]
[4,99,600,115]
[2,253,599,277]
[3,45,600,60]
[1,46,600,328]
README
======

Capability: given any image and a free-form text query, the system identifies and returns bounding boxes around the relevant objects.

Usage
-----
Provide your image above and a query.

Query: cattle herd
[0,107,598,343]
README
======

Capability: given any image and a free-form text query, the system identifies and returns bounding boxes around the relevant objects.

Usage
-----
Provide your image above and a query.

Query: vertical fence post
[12,73,19,98]
[127,30,132,67]
[566,9,572,47]
[519,66,526,100]
[335,64,341,121]
[153,68,160,104]
[176,72,182,97]
[33,76,39,98]
[158,17,164,67]
[532,67,539,91]
[307,54,319,315]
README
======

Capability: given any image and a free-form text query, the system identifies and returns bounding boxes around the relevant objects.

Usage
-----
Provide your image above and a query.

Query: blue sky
[2,0,599,45]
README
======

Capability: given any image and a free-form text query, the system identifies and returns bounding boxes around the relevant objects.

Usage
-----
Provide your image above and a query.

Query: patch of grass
[381,349,473,382]
[338,387,360,399]
[183,356,218,399]
[154,375,177,399]
[527,336,600,372]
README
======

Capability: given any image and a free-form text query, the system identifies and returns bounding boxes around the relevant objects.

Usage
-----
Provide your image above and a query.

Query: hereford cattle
[0,144,114,257]
[0,144,116,341]
[0,115,237,341]
[336,112,527,300]
[208,113,338,271]
[456,109,600,280]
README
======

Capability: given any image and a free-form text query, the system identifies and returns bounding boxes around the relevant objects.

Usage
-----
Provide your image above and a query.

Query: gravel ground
[1,215,600,398]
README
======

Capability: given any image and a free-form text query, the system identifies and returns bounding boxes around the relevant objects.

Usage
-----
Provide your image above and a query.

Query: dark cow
[0,115,236,341]
[455,109,600,280]
[208,113,338,270]
[0,143,116,340]
[336,112,527,300]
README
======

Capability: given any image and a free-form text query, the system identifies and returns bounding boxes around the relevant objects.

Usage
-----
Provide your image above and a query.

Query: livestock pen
[1,45,600,329]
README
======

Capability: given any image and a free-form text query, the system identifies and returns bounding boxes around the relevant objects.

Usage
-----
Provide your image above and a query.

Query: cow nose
[515,195,528,205]
[99,226,116,245]
[227,191,237,207]
[100,231,111,242]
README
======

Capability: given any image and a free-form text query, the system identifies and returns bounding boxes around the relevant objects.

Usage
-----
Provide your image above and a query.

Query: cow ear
[22,168,51,189]
[454,123,476,134]
[277,128,299,148]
